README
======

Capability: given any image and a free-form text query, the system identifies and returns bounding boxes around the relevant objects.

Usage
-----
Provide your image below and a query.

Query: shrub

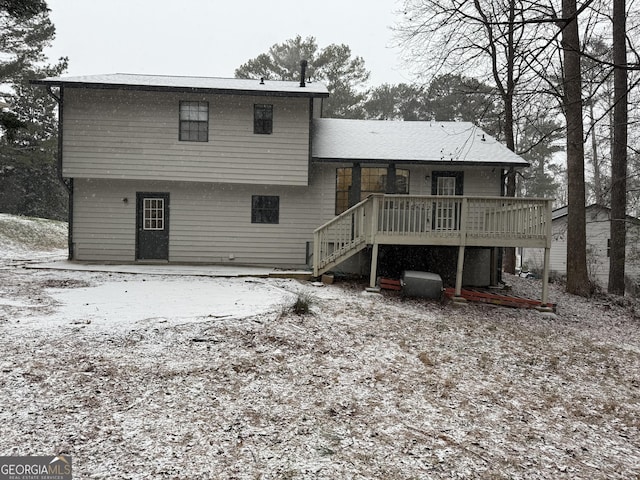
[291,292,314,315]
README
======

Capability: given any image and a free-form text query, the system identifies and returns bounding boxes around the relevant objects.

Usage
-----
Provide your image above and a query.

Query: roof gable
[311,118,528,167]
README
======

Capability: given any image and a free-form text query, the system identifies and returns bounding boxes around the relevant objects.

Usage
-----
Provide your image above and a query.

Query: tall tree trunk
[503,114,517,273]
[473,0,519,275]
[562,0,590,296]
[608,0,627,295]
[502,0,517,275]
[589,101,603,204]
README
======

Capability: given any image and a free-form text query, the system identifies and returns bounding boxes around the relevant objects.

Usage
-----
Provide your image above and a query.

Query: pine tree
[235,36,370,119]
[0,1,68,220]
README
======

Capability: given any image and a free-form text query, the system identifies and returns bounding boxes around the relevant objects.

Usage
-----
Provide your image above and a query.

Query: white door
[435,176,457,230]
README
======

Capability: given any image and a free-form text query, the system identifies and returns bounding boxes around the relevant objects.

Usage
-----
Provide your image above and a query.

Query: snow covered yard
[1,218,639,478]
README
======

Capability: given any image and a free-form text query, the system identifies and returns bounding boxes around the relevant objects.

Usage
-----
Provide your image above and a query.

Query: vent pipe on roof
[300,60,307,87]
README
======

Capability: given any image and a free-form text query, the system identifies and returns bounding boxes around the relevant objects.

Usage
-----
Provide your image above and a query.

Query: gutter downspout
[47,85,73,260]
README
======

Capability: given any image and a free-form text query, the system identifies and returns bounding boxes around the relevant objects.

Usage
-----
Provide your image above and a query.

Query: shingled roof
[312,118,528,167]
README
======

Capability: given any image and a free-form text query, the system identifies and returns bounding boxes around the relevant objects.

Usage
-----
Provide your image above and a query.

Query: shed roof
[311,118,528,167]
[32,73,329,98]
[552,204,640,223]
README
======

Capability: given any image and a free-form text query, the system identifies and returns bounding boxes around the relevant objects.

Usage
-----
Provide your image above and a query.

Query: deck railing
[313,194,552,276]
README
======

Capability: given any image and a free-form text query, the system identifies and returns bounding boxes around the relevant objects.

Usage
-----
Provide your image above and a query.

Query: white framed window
[436,176,456,196]
[143,198,165,230]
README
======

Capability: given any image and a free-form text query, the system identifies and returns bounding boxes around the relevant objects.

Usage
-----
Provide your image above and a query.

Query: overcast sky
[44,0,413,87]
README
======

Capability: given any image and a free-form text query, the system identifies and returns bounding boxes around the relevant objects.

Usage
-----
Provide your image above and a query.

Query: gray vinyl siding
[72,165,505,266]
[581,209,640,286]
[63,89,311,186]
[312,98,324,118]
[522,207,640,287]
[309,163,337,225]
[584,210,611,285]
[72,175,331,267]
[315,163,501,198]
[168,181,325,265]
[551,217,568,276]
[73,179,137,261]
[408,166,501,196]
[522,217,568,276]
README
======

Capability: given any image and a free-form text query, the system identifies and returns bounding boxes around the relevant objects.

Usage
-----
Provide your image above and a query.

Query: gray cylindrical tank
[402,270,443,299]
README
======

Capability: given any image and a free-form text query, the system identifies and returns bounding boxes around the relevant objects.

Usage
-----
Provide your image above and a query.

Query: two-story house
[33,69,553,306]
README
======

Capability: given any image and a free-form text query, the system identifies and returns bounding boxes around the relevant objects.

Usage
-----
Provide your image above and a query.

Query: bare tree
[608,0,628,294]
[520,0,595,295]
[562,0,591,296]
[583,39,613,206]
[395,0,640,295]
[395,0,548,273]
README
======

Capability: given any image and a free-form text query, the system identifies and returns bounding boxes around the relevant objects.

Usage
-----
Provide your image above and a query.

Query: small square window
[143,198,164,230]
[251,195,279,224]
[254,104,273,134]
[179,101,208,142]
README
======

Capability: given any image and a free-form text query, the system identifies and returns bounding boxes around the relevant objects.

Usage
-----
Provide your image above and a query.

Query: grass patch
[290,292,315,315]
[0,214,67,250]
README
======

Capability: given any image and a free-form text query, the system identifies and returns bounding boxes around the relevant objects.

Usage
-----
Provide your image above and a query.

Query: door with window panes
[136,193,169,260]
[432,172,463,230]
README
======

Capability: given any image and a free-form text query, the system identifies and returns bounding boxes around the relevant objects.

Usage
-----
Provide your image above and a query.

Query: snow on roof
[312,118,529,166]
[33,73,329,97]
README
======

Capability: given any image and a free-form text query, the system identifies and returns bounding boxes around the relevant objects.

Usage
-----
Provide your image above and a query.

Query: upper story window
[179,101,208,142]
[254,104,273,134]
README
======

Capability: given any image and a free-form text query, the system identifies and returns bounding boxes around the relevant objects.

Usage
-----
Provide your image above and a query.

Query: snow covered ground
[1,216,639,479]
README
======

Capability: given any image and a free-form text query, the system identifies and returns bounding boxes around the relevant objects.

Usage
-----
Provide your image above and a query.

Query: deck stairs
[312,198,371,276]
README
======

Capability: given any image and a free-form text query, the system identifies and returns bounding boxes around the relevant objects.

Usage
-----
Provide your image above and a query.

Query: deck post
[369,243,379,288]
[370,195,380,242]
[454,198,469,300]
[490,247,498,286]
[313,231,320,277]
[455,245,466,297]
[539,199,553,311]
[542,247,551,306]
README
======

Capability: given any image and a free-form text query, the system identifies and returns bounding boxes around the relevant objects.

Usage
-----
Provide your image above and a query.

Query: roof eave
[29,79,330,98]
[311,156,530,168]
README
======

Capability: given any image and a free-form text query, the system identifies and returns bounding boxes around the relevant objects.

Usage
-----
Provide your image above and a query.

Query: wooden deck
[313,194,554,306]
